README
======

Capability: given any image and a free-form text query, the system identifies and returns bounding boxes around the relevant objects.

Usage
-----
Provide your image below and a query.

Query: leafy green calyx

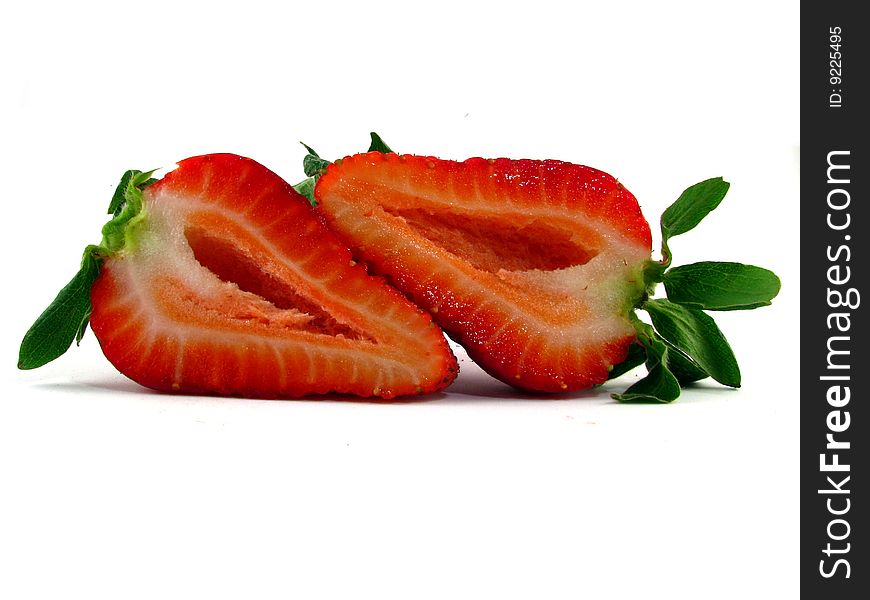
[645,299,740,388]
[102,169,155,253]
[612,177,780,403]
[612,321,680,403]
[18,170,156,370]
[301,143,331,179]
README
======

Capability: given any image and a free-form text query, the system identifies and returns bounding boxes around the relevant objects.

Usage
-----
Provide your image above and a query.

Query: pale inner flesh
[386,208,600,273]
[184,225,368,340]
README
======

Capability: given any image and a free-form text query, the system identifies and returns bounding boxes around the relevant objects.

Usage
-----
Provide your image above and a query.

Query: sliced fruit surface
[28,154,457,398]
[315,152,652,392]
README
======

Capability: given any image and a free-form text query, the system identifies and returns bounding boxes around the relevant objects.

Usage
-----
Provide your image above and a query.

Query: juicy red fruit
[315,152,652,393]
[89,154,457,398]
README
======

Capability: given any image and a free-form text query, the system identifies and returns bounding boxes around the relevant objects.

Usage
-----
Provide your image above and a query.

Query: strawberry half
[315,152,653,393]
[19,154,457,399]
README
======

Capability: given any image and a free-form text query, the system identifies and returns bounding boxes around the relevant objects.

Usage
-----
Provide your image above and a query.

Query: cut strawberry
[315,152,653,393]
[310,139,781,402]
[19,154,457,399]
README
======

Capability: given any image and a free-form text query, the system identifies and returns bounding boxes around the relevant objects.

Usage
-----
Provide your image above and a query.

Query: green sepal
[108,170,137,216]
[607,342,646,380]
[612,322,681,403]
[18,246,104,370]
[663,261,781,311]
[659,177,729,266]
[19,168,157,370]
[607,324,708,387]
[368,132,394,153]
[644,298,740,387]
[300,142,320,158]
[108,170,157,216]
[293,177,317,206]
[101,169,154,253]
[300,142,331,178]
[296,142,330,205]
[661,339,709,385]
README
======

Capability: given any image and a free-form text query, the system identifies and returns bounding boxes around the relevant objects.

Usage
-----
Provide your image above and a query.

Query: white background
[1,1,799,598]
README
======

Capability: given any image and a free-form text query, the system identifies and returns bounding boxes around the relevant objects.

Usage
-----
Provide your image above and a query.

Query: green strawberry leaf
[612,323,681,403]
[661,339,709,385]
[295,143,325,205]
[301,142,331,178]
[609,332,707,386]
[302,155,330,178]
[19,246,103,370]
[368,132,394,153]
[644,298,740,387]
[108,170,157,216]
[301,142,321,158]
[659,177,729,265]
[108,169,138,215]
[607,342,646,380]
[293,177,317,206]
[613,363,680,403]
[663,261,781,311]
[661,176,730,239]
[73,248,102,344]
[100,169,154,253]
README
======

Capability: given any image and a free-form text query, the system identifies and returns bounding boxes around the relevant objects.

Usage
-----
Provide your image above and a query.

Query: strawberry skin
[88,154,457,399]
[315,152,652,393]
